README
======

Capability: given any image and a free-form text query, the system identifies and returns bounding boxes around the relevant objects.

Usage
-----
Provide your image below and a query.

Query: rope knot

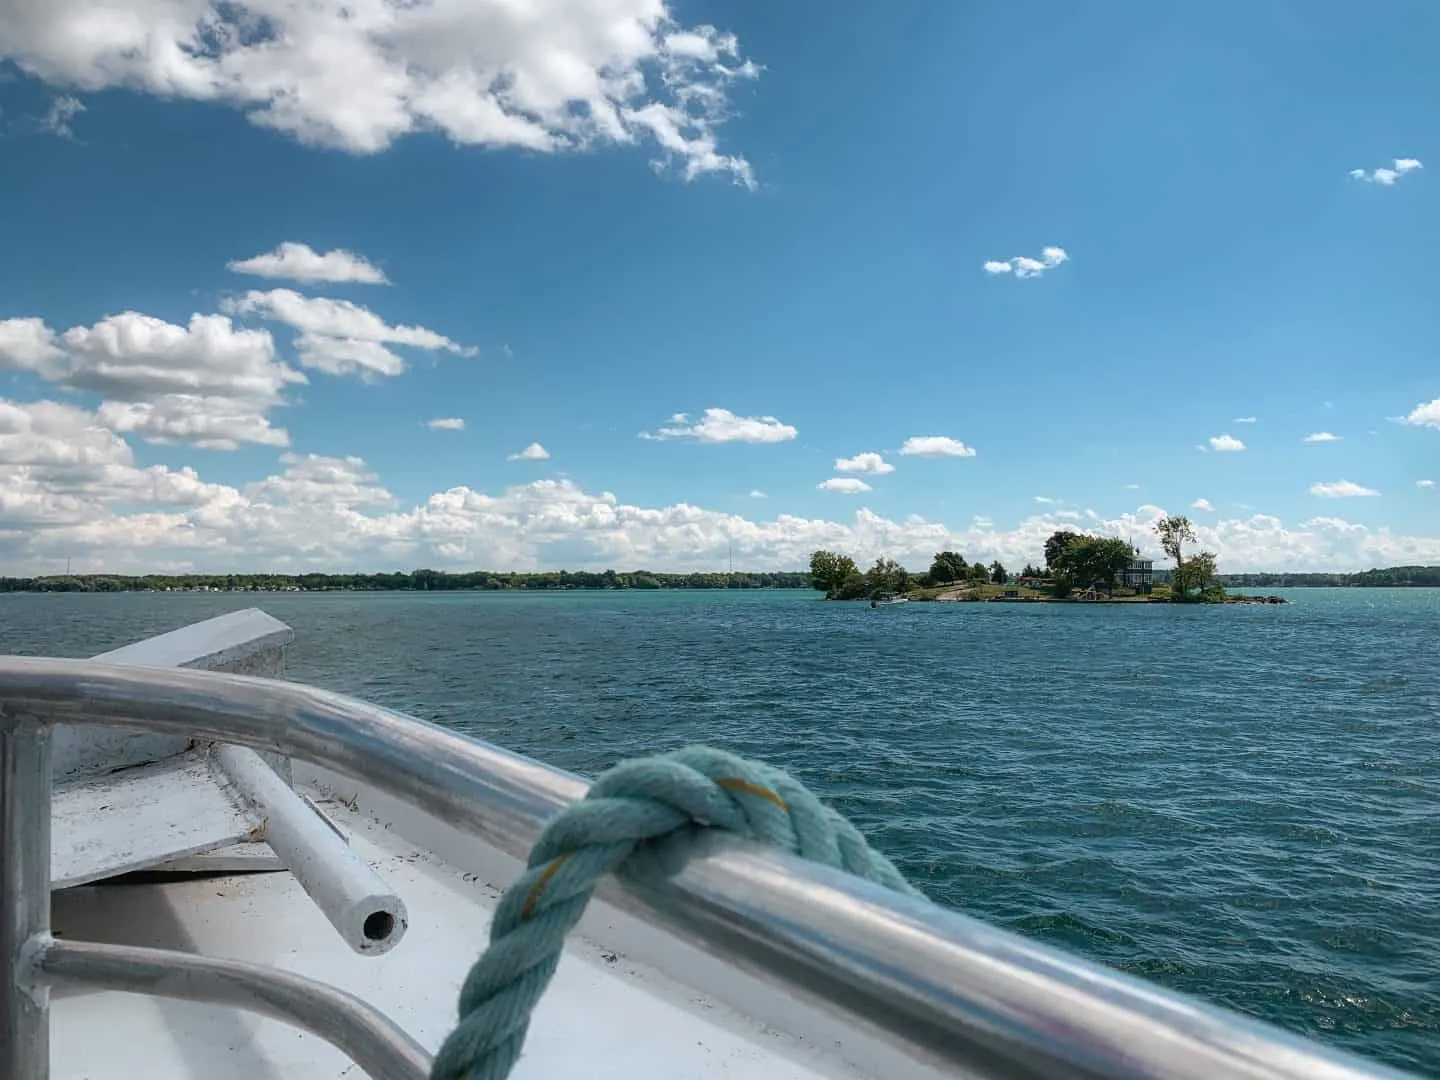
[430,746,917,1080]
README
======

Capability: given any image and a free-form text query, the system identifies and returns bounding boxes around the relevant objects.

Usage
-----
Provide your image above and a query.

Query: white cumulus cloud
[0,318,64,370]
[834,451,894,475]
[898,436,976,458]
[1208,434,1246,452]
[1400,398,1440,429]
[508,442,550,461]
[817,477,871,494]
[295,335,406,377]
[229,243,390,285]
[1303,432,1340,443]
[0,398,235,530]
[983,246,1069,279]
[1192,498,1213,511]
[0,0,759,187]
[643,407,797,444]
[427,418,465,431]
[1418,480,1435,488]
[224,289,473,378]
[3,423,1439,576]
[748,489,766,498]
[1310,480,1380,498]
[246,453,394,508]
[98,397,291,450]
[0,311,303,450]
[1349,158,1423,185]
[1233,416,1257,424]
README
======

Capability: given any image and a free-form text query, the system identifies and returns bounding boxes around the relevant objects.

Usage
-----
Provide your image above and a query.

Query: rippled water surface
[4,588,1438,1073]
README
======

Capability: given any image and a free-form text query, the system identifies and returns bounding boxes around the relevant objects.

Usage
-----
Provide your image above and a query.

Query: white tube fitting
[212,744,407,955]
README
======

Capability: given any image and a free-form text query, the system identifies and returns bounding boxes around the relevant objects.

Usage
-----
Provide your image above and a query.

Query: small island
[809,515,1287,605]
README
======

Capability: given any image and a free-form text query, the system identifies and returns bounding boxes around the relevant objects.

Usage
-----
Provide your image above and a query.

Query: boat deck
[50,789,868,1080]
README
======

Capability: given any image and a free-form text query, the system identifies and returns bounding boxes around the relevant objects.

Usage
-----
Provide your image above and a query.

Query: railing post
[2,718,51,1080]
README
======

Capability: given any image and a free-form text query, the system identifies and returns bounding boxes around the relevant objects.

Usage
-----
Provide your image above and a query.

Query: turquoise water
[3,588,1438,1074]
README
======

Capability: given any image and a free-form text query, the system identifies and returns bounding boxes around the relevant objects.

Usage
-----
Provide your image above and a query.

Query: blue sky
[0,0,1436,573]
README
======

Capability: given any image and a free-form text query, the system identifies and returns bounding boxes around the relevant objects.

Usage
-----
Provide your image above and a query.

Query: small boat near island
[870,593,909,608]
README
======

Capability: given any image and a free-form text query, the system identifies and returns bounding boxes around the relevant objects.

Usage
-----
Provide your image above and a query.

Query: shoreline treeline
[1,565,1435,595]
[0,570,812,593]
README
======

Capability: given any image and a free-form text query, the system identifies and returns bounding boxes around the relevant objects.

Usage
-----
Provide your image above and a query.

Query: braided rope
[430,745,920,1080]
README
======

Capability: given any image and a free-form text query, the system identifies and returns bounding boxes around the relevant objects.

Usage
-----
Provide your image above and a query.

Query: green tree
[1155,515,1196,576]
[928,550,968,583]
[1085,537,1138,594]
[1044,530,1082,571]
[1020,563,1042,579]
[866,557,911,596]
[990,561,1007,584]
[1155,515,1224,601]
[1050,536,1137,595]
[1173,550,1220,601]
[809,550,859,596]
[967,561,991,582]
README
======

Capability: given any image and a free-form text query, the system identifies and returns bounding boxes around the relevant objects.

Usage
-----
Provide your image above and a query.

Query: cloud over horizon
[3,395,1436,577]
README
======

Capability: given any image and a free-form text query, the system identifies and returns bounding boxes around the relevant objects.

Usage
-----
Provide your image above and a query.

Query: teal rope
[430,745,921,1080]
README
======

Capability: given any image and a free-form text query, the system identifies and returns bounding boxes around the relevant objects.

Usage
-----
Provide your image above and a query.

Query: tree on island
[1176,551,1220,599]
[1044,532,1137,596]
[1020,563,1043,579]
[990,561,1007,584]
[1154,515,1223,601]
[866,557,910,596]
[1155,514,1195,570]
[809,550,908,599]
[928,551,968,584]
[809,550,862,598]
[1044,531,1083,572]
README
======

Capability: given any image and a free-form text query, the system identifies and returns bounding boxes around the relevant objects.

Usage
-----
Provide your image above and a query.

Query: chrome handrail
[33,939,430,1080]
[0,657,1420,1080]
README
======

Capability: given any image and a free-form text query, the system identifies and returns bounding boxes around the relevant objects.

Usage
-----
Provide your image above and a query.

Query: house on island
[1120,556,1154,593]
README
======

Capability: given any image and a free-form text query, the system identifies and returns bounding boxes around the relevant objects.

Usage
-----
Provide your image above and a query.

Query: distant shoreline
[0,570,811,594]
[1,569,1437,597]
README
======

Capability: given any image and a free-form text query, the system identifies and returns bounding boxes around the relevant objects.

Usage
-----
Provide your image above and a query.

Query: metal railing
[0,656,1421,1080]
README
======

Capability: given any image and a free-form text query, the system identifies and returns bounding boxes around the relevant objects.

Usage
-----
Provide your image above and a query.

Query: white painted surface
[50,802,874,1080]
[55,608,294,783]
[91,608,293,671]
[52,749,261,888]
[48,609,299,887]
